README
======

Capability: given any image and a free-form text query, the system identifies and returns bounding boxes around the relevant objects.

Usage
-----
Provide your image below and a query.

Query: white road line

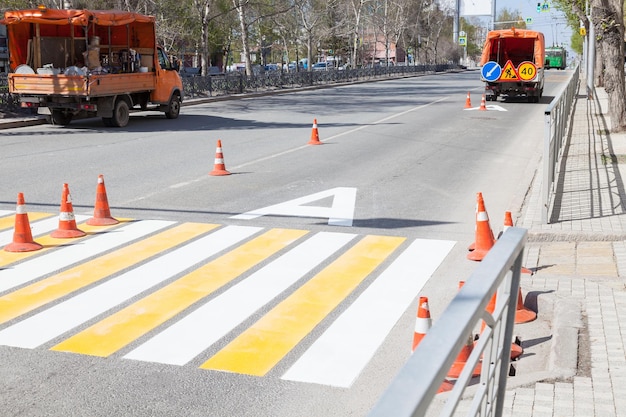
[123,232,357,366]
[0,210,14,218]
[0,225,262,349]
[0,219,169,294]
[123,96,450,205]
[231,97,449,171]
[281,238,456,387]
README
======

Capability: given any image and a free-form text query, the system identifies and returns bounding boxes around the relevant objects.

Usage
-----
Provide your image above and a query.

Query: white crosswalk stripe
[281,238,455,387]
[0,214,455,388]
[0,219,171,294]
[0,225,261,348]
[123,231,358,366]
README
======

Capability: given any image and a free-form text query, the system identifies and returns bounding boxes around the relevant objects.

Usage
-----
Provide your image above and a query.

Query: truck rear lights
[80,103,97,111]
[20,102,39,108]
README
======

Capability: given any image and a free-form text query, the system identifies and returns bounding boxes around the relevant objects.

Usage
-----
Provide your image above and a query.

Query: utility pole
[453,0,460,43]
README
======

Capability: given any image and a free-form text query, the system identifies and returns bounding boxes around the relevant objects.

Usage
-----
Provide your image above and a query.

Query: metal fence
[181,64,454,98]
[368,227,527,417]
[0,73,19,113]
[542,66,580,223]
[0,64,456,114]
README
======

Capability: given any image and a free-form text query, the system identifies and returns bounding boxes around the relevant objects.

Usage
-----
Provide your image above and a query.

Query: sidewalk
[501,83,626,416]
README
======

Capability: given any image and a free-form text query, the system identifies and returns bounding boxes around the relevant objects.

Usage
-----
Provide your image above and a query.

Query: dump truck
[1,7,183,127]
[479,28,545,103]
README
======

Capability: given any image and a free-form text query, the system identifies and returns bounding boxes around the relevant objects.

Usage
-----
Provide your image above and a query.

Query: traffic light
[537,3,541,12]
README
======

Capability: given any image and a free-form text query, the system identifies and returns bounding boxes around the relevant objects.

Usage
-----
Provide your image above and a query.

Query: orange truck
[1,7,183,127]
[479,28,545,103]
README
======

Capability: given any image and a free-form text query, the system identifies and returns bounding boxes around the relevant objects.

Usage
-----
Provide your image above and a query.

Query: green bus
[545,46,567,70]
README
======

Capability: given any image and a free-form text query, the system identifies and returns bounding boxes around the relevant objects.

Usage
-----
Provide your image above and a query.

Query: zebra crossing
[0,211,455,388]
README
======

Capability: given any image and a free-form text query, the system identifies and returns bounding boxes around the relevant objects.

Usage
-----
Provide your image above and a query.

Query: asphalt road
[0,70,569,416]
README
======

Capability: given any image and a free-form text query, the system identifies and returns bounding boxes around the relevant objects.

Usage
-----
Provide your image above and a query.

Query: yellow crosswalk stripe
[199,234,405,376]
[0,222,217,325]
[52,228,308,357]
[0,212,54,231]
[0,220,126,268]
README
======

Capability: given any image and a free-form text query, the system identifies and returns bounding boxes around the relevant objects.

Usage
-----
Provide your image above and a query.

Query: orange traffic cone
[480,291,523,360]
[502,211,514,234]
[515,287,537,324]
[479,95,487,111]
[87,174,119,226]
[464,92,472,108]
[501,211,533,274]
[467,192,496,261]
[448,333,482,378]
[308,118,322,145]
[412,296,432,352]
[411,296,454,393]
[51,183,86,238]
[4,193,43,252]
[209,139,231,176]
[448,281,482,379]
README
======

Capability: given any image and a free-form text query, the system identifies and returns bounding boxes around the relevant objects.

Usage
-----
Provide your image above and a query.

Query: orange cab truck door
[151,47,182,104]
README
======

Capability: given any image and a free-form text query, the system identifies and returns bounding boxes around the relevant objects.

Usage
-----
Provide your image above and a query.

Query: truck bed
[9,72,156,97]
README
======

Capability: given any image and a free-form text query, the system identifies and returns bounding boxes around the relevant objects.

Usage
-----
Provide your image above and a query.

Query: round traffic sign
[517,61,537,81]
[481,61,502,82]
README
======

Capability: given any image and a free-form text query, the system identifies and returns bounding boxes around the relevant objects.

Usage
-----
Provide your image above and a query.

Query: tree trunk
[234,0,253,76]
[593,0,626,131]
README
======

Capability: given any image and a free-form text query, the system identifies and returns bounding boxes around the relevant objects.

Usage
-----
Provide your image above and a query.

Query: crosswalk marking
[52,228,308,357]
[0,211,457,388]
[199,235,406,376]
[0,225,260,348]
[0,218,136,292]
[0,210,14,218]
[123,231,358,366]
[0,222,208,325]
[281,238,456,387]
[0,211,54,233]
[0,215,91,266]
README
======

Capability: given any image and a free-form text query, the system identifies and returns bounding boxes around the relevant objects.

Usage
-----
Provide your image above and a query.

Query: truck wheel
[112,99,130,127]
[50,110,72,126]
[165,93,181,119]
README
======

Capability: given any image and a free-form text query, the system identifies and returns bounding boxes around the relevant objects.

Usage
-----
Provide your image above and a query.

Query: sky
[455,0,574,54]
[497,0,572,48]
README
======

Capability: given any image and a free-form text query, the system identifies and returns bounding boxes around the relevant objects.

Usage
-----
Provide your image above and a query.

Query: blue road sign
[481,61,502,82]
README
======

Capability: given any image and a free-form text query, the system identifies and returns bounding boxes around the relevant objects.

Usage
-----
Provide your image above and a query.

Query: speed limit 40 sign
[517,61,537,81]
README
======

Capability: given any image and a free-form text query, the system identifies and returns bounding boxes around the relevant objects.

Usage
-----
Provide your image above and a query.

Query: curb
[0,116,47,130]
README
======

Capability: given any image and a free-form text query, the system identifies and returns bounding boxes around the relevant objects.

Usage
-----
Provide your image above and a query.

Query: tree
[555,0,626,132]
[494,8,526,30]
[592,0,626,130]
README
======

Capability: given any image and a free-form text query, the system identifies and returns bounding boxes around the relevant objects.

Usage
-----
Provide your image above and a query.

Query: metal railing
[542,66,580,223]
[0,64,458,114]
[368,227,527,417]
[181,64,454,98]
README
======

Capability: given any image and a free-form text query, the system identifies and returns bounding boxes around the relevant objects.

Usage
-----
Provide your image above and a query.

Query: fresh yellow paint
[52,228,308,357]
[200,235,405,376]
[0,220,128,267]
[0,212,53,231]
[0,222,217,325]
